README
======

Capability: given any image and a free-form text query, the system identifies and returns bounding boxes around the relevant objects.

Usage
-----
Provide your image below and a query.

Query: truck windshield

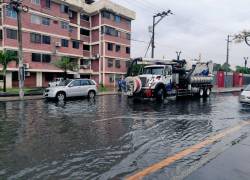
[58,80,71,86]
[143,67,164,75]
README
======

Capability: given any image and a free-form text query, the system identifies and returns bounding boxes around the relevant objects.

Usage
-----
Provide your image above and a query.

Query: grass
[0,88,44,94]
[98,85,109,92]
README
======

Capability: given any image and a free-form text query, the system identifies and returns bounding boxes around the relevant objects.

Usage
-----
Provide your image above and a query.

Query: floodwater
[1,93,250,179]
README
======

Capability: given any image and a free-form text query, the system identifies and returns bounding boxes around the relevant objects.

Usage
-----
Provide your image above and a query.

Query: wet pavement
[0,93,250,179]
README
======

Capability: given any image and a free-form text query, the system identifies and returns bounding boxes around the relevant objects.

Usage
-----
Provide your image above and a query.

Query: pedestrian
[118,78,122,92]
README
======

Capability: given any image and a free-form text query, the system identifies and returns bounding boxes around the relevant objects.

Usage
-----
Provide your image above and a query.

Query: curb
[0,92,120,102]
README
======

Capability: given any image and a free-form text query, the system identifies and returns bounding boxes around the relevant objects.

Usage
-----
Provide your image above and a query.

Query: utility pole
[244,57,248,70]
[225,35,232,76]
[176,51,181,61]
[151,10,173,58]
[9,0,28,100]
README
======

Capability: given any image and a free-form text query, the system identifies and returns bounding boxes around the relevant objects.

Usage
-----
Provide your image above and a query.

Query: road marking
[126,121,250,180]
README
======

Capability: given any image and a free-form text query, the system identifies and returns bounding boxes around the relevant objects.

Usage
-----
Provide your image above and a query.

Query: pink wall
[80,20,90,28]
[91,29,99,42]
[91,14,99,27]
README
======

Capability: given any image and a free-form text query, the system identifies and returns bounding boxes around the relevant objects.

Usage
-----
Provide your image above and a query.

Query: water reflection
[0,94,249,179]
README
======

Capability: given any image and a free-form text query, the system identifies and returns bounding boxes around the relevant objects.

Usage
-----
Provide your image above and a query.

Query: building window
[6,29,17,39]
[0,30,2,40]
[126,61,130,68]
[61,39,69,47]
[115,60,121,68]
[32,53,51,63]
[60,4,69,13]
[42,35,51,44]
[114,15,121,23]
[42,54,51,63]
[126,19,131,26]
[108,59,113,67]
[31,0,40,5]
[115,45,121,52]
[102,11,111,19]
[31,14,41,24]
[80,14,89,21]
[45,0,51,8]
[80,28,90,36]
[72,40,80,49]
[83,45,90,51]
[107,43,113,51]
[61,21,69,29]
[103,26,119,37]
[30,33,41,43]
[109,75,114,83]
[42,17,50,26]
[126,33,131,40]
[126,47,130,54]
[69,26,74,33]
[32,53,42,62]
[6,6,17,19]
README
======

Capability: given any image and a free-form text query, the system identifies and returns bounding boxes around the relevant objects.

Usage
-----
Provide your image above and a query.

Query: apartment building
[0,0,135,88]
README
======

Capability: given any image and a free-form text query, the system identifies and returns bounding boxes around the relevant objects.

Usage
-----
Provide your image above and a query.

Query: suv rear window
[80,80,89,86]
[88,80,95,85]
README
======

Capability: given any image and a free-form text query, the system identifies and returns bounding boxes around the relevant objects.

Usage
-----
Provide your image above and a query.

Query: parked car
[44,79,97,101]
[48,78,64,87]
[239,85,250,103]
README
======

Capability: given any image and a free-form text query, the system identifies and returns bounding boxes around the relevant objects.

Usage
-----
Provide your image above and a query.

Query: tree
[221,62,232,72]
[213,63,222,72]
[234,30,250,46]
[236,66,250,74]
[0,50,18,92]
[54,57,79,79]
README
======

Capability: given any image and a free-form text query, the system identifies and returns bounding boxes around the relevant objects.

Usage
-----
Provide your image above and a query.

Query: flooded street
[1,93,250,179]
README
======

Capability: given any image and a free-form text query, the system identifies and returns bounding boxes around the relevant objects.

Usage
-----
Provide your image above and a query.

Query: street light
[244,57,248,70]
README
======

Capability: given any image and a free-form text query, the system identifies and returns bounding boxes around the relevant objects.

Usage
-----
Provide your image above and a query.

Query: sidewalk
[0,91,120,102]
[212,87,243,93]
[185,136,250,180]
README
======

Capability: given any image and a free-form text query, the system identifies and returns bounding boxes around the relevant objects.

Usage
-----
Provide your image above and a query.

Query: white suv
[44,79,97,101]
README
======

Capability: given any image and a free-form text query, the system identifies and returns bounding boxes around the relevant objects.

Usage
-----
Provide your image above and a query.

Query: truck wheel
[199,88,204,97]
[204,88,211,97]
[156,88,165,102]
[56,92,66,101]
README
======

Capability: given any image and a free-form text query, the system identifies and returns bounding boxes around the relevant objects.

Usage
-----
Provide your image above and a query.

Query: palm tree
[54,57,79,79]
[0,50,18,92]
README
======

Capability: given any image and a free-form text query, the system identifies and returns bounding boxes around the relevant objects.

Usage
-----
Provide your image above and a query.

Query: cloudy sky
[111,0,250,68]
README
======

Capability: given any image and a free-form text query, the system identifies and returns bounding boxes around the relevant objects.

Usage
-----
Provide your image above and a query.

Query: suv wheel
[88,91,96,99]
[56,92,66,101]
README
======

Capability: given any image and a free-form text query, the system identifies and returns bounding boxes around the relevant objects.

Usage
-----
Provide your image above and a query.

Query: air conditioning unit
[55,42,61,47]
[23,63,29,69]
[25,72,31,77]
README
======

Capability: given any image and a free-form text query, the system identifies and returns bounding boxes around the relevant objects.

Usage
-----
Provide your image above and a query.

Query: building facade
[0,0,135,88]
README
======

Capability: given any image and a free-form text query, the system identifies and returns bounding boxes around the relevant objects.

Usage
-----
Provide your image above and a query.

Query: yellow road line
[126,121,250,180]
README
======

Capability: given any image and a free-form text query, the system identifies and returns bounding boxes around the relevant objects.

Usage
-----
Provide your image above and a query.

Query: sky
[110,0,250,68]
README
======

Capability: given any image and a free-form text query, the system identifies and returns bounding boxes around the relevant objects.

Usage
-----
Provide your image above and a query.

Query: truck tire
[156,88,165,102]
[199,88,204,97]
[204,88,211,97]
